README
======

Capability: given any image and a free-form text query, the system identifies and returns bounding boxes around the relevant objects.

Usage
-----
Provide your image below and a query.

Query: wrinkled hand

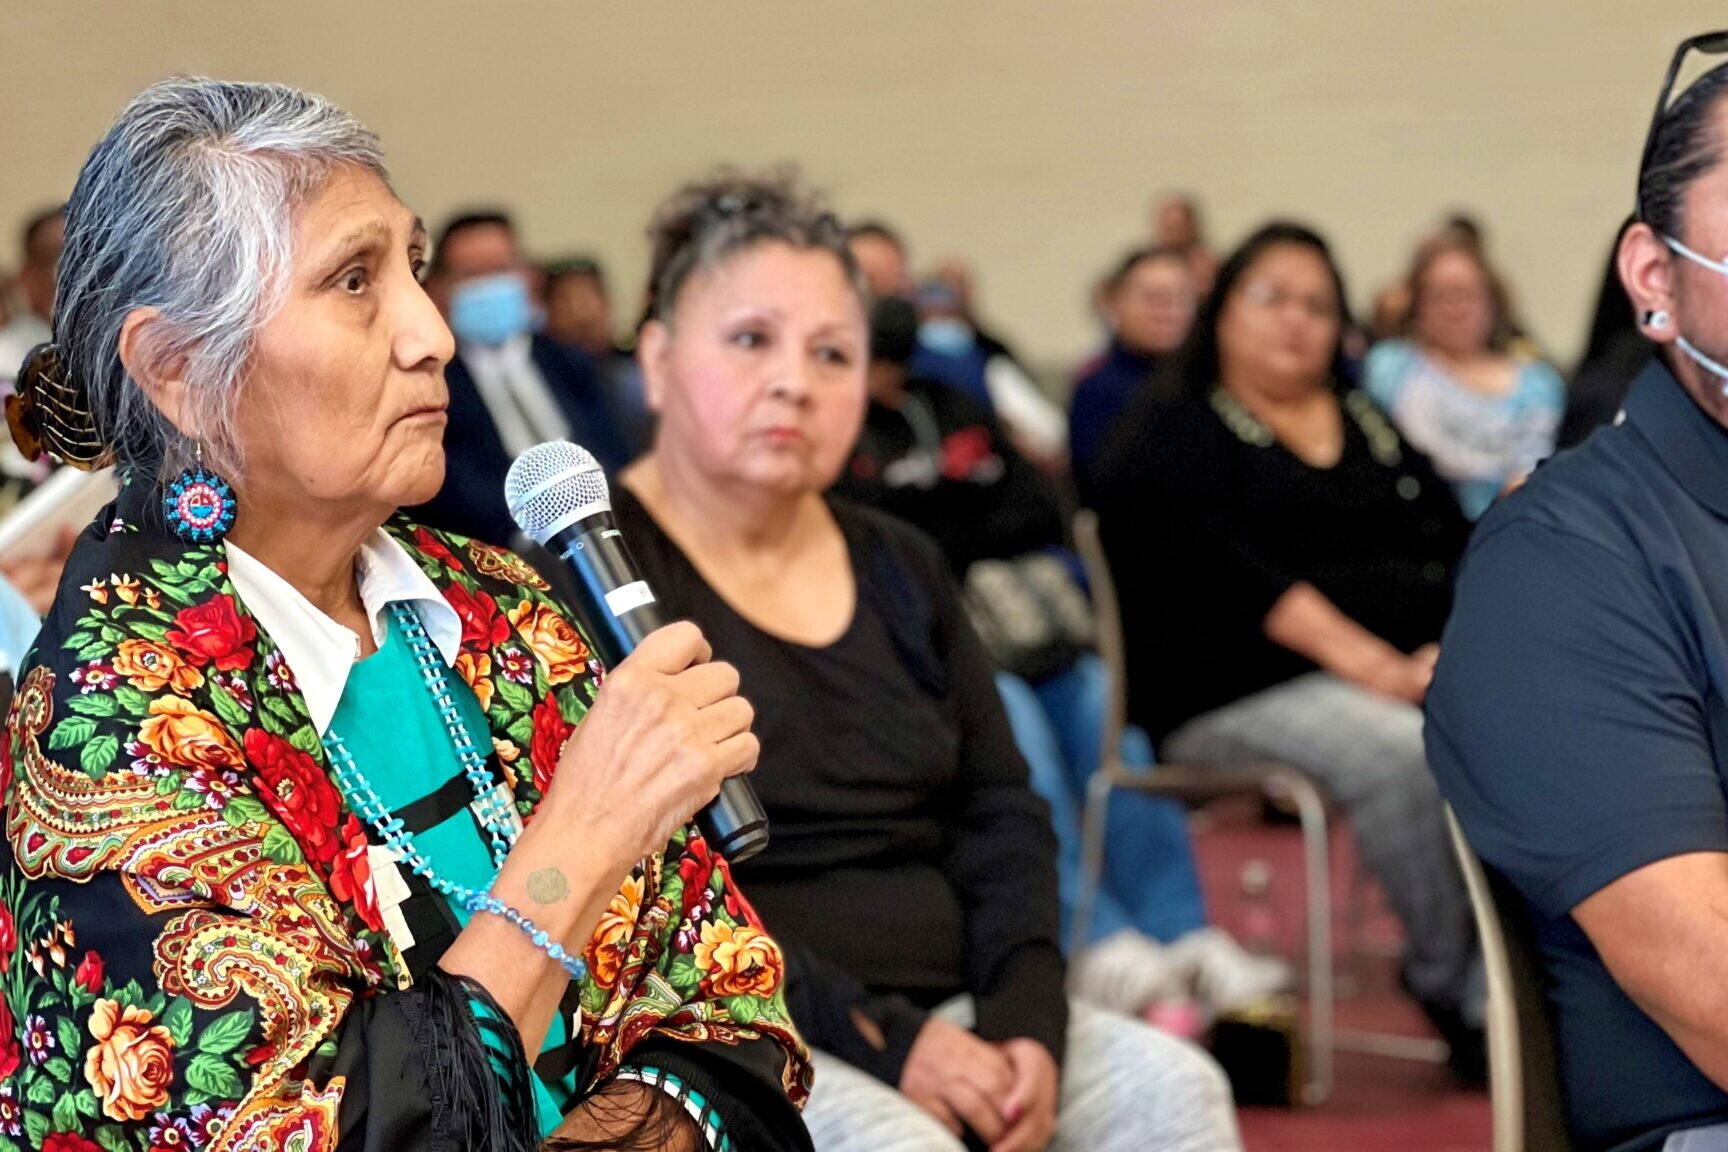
[900,1017,1015,1143]
[547,621,757,872]
[990,1038,1059,1152]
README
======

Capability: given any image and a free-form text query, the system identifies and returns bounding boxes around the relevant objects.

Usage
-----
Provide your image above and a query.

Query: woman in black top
[1095,222,1484,1078]
[613,170,1240,1152]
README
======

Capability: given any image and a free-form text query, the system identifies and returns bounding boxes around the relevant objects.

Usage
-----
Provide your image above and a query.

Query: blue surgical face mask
[449,272,534,347]
[918,317,976,358]
[1663,235,1728,393]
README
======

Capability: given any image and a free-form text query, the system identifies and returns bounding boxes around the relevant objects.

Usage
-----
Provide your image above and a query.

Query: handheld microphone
[505,441,770,862]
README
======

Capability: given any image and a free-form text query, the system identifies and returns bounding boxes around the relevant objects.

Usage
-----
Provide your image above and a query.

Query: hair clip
[7,342,109,471]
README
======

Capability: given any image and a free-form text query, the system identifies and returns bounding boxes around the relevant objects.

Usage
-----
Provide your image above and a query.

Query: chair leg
[1072,764,1118,958]
[1267,770,1335,1106]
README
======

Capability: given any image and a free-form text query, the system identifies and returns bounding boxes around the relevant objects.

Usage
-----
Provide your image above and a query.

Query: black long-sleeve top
[1095,384,1471,742]
[613,487,1068,1084]
[828,376,1067,578]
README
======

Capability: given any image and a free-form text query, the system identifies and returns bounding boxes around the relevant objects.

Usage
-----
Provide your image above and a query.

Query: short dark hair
[20,205,64,263]
[1441,212,1486,248]
[430,209,515,277]
[869,295,920,365]
[1102,245,1189,296]
[643,167,861,325]
[544,254,607,292]
[847,219,905,252]
[1159,221,1353,401]
[1639,59,1728,237]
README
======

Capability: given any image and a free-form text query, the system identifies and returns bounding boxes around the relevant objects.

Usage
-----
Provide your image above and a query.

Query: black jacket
[412,335,632,544]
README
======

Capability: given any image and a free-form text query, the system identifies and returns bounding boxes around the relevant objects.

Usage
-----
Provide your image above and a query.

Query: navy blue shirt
[1427,360,1728,1151]
[1069,341,1159,506]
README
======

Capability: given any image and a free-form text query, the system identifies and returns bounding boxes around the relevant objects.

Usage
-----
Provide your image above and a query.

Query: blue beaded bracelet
[462,891,586,978]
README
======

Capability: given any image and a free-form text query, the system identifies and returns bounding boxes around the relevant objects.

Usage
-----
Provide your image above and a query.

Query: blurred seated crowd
[0,167,1654,1149]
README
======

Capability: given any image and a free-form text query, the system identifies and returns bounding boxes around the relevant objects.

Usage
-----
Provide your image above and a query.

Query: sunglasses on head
[1637,30,1728,220]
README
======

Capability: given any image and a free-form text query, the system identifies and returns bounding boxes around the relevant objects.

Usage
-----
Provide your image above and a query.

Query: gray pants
[1162,672,1480,1017]
[801,998,1240,1152]
[1668,1122,1728,1151]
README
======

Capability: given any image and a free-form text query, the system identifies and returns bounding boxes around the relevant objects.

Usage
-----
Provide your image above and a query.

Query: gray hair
[55,76,386,478]
[643,166,863,326]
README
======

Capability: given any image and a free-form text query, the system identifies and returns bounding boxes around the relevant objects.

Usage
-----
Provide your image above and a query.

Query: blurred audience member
[413,210,629,541]
[0,206,63,387]
[1366,278,1413,343]
[848,220,1066,467]
[1561,217,1653,448]
[0,573,40,674]
[542,253,618,357]
[1429,53,1728,1148]
[1096,222,1484,1080]
[1152,192,1218,296]
[910,277,1067,466]
[933,255,1026,371]
[0,207,63,502]
[840,297,1278,1018]
[847,219,911,299]
[1364,233,1564,518]
[617,169,1240,1152]
[543,254,651,453]
[1439,211,1487,251]
[1069,246,1198,504]
[833,295,1065,576]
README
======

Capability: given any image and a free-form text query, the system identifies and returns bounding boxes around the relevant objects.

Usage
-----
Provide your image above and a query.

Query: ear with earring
[162,441,236,544]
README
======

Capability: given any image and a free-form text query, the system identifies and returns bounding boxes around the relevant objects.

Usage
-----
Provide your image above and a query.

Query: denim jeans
[997,654,1208,947]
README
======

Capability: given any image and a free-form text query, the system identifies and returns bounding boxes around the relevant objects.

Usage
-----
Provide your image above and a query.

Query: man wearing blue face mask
[413,210,631,542]
[1428,38,1728,1151]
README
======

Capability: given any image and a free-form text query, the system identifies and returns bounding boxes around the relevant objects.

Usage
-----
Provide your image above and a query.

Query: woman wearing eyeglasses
[1094,222,1485,1079]
[1362,232,1565,519]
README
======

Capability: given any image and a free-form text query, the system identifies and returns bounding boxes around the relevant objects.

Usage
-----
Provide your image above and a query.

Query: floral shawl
[0,481,812,1152]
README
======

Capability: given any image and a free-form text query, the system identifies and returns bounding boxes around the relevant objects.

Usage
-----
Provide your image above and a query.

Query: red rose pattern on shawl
[163,595,257,672]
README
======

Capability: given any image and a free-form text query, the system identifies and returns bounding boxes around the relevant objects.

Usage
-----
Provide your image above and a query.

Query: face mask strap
[1676,334,1728,395]
[1666,235,1728,276]
[1660,237,1728,394]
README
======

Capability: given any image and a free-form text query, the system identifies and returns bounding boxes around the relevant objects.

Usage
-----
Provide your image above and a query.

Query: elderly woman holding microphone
[0,79,810,1152]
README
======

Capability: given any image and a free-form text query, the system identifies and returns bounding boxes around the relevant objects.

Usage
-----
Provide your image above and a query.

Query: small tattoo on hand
[526,867,569,905]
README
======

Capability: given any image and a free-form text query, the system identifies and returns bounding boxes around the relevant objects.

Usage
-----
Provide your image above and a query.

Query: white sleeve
[983,356,1068,460]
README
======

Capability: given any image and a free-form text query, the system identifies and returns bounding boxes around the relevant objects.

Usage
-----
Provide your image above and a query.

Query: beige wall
[2,1,1722,370]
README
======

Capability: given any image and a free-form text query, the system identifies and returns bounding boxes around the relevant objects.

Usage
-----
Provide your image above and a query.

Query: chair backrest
[1071,509,1127,770]
[1444,807,1574,1152]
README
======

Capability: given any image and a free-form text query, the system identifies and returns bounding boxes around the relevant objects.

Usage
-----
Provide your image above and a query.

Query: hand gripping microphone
[505,441,770,862]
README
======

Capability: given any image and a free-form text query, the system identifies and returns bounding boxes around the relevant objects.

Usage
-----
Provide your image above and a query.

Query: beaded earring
[162,443,237,545]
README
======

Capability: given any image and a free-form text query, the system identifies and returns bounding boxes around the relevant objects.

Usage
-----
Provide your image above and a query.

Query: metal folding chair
[1069,509,1446,1107]
[1446,807,1573,1152]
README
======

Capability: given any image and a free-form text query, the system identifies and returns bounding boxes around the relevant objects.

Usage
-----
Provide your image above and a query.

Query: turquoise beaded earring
[162,442,236,545]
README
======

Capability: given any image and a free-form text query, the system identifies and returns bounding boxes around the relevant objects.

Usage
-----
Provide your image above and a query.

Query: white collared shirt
[224,530,463,735]
[461,333,571,458]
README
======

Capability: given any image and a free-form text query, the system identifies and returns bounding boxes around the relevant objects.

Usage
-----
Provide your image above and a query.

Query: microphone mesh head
[505,441,612,545]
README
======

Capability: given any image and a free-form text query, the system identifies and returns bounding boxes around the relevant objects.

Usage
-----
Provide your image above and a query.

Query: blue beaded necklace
[322,602,586,980]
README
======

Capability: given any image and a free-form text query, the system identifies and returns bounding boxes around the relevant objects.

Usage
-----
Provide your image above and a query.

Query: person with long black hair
[1095,222,1484,1078]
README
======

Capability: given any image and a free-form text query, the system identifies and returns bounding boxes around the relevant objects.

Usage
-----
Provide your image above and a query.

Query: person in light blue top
[0,574,40,673]
[1363,233,1564,518]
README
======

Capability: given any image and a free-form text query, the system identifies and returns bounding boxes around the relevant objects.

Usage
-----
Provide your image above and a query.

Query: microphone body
[508,445,770,862]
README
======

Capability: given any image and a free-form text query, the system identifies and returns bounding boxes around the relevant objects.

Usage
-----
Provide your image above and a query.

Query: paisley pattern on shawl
[0,481,810,1152]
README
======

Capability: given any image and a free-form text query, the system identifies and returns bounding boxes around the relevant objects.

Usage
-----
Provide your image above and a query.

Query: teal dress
[328,611,575,1137]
